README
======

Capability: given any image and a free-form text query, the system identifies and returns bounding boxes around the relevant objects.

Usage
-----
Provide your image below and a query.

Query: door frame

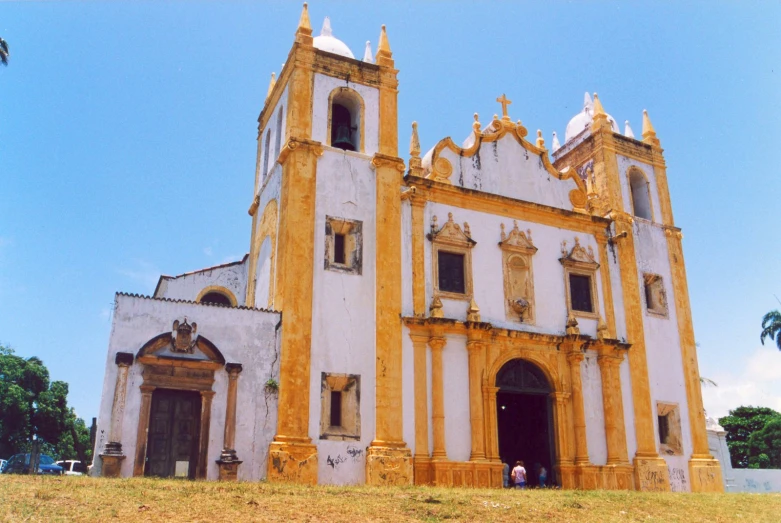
[132,330,225,479]
[144,388,203,479]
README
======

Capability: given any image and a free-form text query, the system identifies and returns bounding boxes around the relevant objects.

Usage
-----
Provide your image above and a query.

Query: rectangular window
[330,390,342,427]
[644,274,668,316]
[333,233,346,264]
[569,274,593,313]
[438,251,466,294]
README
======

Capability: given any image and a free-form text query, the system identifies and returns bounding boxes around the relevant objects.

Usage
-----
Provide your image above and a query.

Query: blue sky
[1,1,780,424]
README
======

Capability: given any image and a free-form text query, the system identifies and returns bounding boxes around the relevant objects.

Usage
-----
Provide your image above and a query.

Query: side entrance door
[145,389,202,479]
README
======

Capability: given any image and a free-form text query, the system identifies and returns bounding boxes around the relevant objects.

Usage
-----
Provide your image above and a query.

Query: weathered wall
[707,422,781,493]
[442,334,471,462]
[422,201,606,338]
[582,352,608,465]
[308,149,377,485]
[155,258,248,306]
[92,294,280,481]
[435,135,579,211]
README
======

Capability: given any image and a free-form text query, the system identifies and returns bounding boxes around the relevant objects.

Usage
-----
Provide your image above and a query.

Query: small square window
[569,274,593,313]
[325,216,362,275]
[438,251,466,294]
[320,373,360,441]
[644,274,668,316]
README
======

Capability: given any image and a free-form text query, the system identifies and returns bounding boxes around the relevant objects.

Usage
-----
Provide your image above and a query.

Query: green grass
[1,476,780,522]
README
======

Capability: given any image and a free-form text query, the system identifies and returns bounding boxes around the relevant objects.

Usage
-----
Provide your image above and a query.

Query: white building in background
[93,5,723,491]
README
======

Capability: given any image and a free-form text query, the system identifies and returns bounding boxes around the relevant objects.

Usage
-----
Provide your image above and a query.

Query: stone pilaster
[100,352,134,477]
[217,363,243,481]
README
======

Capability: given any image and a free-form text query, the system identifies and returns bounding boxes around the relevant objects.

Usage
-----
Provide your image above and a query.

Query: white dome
[564,92,619,143]
[313,17,355,59]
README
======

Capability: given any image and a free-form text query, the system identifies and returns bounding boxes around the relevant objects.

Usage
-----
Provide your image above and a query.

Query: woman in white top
[511,460,527,489]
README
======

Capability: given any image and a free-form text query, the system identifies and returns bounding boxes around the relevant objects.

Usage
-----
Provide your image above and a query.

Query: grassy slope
[1,476,780,522]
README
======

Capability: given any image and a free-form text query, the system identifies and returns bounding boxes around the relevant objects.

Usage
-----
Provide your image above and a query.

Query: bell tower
[248,4,411,486]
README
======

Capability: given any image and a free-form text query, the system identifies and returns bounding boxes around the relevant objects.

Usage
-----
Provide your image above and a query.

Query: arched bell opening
[495,358,557,487]
[328,88,363,152]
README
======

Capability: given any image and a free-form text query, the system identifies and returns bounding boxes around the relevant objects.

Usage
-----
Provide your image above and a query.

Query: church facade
[92,5,723,492]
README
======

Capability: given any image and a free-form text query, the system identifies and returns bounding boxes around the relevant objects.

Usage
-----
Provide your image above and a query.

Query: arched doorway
[496,359,556,487]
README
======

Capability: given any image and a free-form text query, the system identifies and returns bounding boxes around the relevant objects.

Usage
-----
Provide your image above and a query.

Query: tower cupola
[313,17,355,58]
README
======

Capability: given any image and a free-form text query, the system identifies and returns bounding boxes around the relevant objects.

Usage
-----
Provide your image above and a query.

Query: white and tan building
[93,5,723,492]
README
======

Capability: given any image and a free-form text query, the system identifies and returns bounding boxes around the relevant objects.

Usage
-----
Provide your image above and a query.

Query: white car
[56,460,88,476]
[0,459,6,472]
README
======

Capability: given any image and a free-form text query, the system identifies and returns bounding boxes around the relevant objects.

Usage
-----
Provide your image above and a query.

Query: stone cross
[496,94,512,119]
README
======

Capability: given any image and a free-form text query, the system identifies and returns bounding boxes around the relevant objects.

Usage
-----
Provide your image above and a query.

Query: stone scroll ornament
[172,318,198,353]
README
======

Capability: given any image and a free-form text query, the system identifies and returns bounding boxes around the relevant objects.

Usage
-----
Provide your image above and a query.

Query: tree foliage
[747,416,781,469]
[719,406,781,469]
[760,310,781,351]
[0,344,91,462]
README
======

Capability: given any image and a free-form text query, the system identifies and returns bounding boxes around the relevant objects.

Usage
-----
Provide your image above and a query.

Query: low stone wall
[707,417,781,493]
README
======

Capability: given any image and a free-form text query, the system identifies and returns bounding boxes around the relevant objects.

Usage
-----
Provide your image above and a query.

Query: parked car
[0,459,7,472]
[2,454,63,475]
[56,460,88,476]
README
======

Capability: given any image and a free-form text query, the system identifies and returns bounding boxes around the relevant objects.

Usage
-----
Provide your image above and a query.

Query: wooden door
[145,389,201,478]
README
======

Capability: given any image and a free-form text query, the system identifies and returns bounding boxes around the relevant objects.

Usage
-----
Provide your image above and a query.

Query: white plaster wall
[442,335,471,462]
[708,426,781,492]
[155,258,248,307]
[423,201,607,338]
[254,237,272,310]
[633,219,693,490]
[259,86,289,186]
[92,294,280,481]
[582,352,608,465]
[309,150,377,485]
[312,74,379,156]
[616,156,661,225]
[252,165,282,309]
[437,135,578,211]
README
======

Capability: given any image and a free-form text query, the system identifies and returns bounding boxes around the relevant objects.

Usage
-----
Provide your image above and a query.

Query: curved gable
[422,115,587,212]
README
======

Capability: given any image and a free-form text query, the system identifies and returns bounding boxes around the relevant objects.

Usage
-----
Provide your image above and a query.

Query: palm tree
[760,310,781,350]
[0,38,8,66]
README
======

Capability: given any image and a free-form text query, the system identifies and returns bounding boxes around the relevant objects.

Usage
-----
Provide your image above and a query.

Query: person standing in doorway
[502,462,510,488]
[538,465,547,488]
[511,460,527,489]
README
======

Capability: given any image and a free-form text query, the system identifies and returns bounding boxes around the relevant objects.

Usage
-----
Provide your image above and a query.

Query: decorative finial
[410,122,420,158]
[642,109,660,146]
[466,298,481,323]
[592,93,606,116]
[496,94,512,120]
[583,92,594,111]
[320,16,332,37]
[551,131,561,152]
[473,113,481,132]
[363,41,374,63]
[566,311,580,336]
[536,129,545,149]
[376,24,393,66]
[266,72,276,100]
[429,296,444,318]
[500,223,507,241]
[296,3,313,41]
[624,120,635,139]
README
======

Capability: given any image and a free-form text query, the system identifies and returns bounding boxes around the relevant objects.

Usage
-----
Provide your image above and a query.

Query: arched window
[262,130,271,180]
[274,107,284,160]
[329,88,363,152]
[199,292,232,306]
[629,168,653,221]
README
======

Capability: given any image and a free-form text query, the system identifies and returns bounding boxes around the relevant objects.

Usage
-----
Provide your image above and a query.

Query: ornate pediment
[136,318,225,367]
[560,237,599,269]
[427,212,476,247]
[499,221,537,254]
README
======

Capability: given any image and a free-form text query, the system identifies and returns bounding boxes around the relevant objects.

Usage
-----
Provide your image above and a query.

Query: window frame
[320,373,361,441]
[627,166,654,222]
[324,216,363,275]
[656,402,683,456]
[643,273,669,318]
[560,237,600,320]
[327,87,365,153]
[429,212,476,302]
[499,222,538,323]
